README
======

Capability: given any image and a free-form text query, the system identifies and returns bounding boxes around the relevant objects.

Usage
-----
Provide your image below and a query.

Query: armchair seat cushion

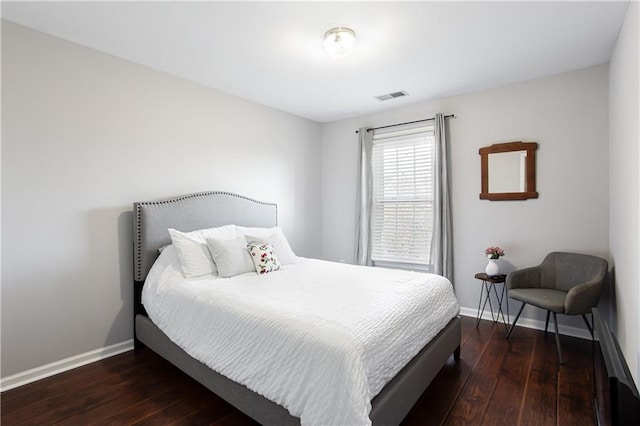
[508,288,566,313]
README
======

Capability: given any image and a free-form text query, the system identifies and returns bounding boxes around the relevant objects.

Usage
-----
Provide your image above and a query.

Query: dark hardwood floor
[1,316,595,425]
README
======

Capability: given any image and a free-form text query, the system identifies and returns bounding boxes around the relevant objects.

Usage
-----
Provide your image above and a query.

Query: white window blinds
[371,125,435,268]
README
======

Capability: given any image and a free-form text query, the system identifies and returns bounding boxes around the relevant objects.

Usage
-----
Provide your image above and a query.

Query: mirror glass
[480,141,538,201]
[488,151,526,193]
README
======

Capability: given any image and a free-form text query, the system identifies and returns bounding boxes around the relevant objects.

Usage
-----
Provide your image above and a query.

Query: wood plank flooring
[1,317,595,425]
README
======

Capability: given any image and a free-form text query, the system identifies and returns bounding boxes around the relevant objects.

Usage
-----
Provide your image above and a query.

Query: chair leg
[506,303,526,339]
[544,310,551,334]
[581,313,594,338]
[552,312,564,365]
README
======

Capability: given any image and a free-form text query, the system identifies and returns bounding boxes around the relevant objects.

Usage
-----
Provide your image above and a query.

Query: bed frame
[133,191,461,425]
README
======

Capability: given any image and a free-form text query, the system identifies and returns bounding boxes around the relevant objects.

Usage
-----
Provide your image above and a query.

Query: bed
[133,191,461,425]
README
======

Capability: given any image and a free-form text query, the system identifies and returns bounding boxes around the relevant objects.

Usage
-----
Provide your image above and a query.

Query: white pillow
[146,244,180,284]
[142,244,182,309]
[168,225,237,278]
[237,226,297,265]
[247,242,281,275]
[206,237,255,278]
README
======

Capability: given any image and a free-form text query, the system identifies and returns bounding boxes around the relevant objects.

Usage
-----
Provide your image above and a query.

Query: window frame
[370,123,436,272]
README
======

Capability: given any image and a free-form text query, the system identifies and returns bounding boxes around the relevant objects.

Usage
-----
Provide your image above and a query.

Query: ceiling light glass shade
[323,27,357,58]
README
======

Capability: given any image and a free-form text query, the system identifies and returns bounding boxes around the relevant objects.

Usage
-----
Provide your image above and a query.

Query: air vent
[375,90,409,101]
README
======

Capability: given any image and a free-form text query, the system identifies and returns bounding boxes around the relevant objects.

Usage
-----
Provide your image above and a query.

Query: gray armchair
[505,252,608,364]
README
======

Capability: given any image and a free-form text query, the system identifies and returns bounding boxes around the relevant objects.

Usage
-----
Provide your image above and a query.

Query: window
[371,124,435,270]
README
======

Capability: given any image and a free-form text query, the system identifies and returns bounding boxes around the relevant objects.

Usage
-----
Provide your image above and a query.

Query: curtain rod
[355,114,455,134]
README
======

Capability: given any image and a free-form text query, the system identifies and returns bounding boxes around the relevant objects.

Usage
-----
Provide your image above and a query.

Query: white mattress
[142,246,460,425]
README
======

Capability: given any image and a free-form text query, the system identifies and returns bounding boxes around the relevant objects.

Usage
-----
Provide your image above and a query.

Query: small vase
[485,259,500,276]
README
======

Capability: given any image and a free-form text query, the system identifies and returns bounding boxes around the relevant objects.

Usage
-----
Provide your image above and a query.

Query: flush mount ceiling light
[323,27,357,58]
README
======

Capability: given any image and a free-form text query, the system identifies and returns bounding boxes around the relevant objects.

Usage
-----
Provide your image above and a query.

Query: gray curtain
[355,128,373,266]
[430,113,453,281]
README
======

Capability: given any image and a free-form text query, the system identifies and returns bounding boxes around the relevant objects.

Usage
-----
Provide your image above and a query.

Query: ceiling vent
[375,90,409,101]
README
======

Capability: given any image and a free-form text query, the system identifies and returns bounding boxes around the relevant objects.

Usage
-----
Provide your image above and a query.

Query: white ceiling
[1,1,630,123]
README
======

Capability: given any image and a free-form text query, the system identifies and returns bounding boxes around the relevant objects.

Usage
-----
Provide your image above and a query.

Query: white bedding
[142,246,460,425]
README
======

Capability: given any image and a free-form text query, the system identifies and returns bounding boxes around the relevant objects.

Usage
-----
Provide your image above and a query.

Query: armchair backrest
[540,252,608,292]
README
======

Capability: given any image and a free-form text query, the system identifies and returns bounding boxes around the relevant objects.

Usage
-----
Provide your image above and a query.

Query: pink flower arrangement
[485,246,505,259]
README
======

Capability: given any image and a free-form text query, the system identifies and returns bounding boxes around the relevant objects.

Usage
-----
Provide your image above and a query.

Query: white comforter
[142,247,459,425]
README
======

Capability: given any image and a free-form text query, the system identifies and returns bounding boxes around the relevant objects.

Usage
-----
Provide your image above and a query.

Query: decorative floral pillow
[247,242,281,275]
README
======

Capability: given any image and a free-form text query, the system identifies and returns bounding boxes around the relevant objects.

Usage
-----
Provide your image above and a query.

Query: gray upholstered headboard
[133,191,277,283]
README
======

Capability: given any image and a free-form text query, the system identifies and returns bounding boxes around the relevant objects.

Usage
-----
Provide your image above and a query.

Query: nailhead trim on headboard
[133,191,278,282]
[135,202,143,281]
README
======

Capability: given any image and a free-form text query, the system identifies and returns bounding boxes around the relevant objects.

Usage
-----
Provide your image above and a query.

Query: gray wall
[609,1,639,383]
[320,65,610,331]
[1,21,322,377]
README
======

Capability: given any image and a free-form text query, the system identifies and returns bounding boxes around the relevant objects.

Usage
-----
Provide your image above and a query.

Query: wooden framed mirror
[480,141,538,201]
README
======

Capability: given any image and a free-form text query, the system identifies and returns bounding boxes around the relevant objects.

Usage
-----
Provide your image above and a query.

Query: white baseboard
[0,339,134,392]
[459,307,593,340]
